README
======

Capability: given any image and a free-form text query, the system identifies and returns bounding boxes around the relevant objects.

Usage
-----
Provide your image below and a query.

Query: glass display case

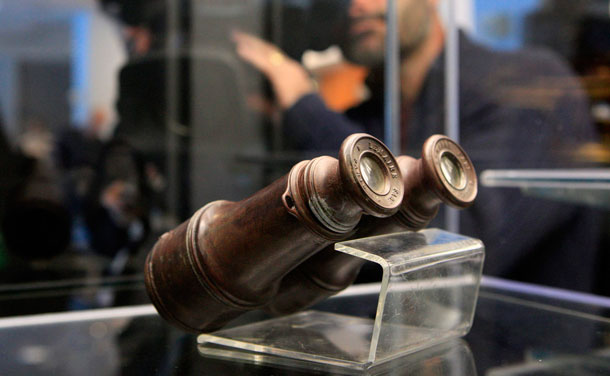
[0,0,416,301]
[1,0,610,374]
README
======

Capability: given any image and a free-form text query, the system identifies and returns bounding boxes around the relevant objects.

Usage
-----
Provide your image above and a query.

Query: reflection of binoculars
[145,133,476,333]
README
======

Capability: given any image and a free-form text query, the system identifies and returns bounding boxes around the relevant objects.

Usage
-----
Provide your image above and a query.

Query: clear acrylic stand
[198,229,485,371]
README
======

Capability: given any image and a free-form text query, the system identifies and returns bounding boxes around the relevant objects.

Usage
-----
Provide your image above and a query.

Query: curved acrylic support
[197,229,485,371]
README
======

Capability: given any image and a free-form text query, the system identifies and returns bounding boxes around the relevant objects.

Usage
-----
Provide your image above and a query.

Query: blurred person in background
[0,113,73,283]
[233,0,604,293]
[57,109,151,273]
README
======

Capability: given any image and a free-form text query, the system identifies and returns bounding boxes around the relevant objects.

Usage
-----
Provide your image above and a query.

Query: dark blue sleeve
[282,93,367,152]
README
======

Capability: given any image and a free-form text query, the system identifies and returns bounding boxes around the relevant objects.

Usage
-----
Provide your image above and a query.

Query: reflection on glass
[1,0,610,318]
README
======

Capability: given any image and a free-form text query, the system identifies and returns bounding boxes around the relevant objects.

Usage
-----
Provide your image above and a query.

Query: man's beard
[340,4,432,68]
[340,15,387,68]
[398,1,432,59]
[341,32,386,68]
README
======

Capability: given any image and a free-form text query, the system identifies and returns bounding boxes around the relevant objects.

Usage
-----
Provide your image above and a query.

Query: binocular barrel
[145,134,404,333]
[145,134,477,332]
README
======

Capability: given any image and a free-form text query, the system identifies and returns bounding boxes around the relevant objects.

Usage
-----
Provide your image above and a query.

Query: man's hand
[232,30,315,110]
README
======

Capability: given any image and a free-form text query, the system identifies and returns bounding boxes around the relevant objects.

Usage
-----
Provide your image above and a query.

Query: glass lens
[440,152,466,190]
[360,155,388,195]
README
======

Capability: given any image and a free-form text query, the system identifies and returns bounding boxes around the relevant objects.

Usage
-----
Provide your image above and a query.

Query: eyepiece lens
[440,152,466,190]
[360,155,388,195]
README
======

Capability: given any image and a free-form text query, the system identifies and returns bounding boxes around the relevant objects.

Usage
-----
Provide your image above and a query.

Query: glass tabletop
[0,276,608,375]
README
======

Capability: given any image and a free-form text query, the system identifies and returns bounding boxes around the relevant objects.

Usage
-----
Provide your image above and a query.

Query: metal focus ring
[305,158,356,234]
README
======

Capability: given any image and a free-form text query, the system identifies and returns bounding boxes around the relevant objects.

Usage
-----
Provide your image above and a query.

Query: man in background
[234,0,603,293]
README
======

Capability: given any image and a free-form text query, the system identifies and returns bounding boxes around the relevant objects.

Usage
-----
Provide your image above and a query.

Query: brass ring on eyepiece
[423,135,477,208]
[339,134,404,217]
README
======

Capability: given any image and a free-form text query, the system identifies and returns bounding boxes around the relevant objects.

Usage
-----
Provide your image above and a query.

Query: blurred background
[0,0,609,318]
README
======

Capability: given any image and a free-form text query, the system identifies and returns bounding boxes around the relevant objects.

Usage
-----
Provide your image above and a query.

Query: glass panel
[1,0,607,319]
[0,0,396,314]
[451,0,610,296]
[0,2,140,313]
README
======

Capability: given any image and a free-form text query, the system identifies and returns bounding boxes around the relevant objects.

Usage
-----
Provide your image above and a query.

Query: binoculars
[145,133,476,333]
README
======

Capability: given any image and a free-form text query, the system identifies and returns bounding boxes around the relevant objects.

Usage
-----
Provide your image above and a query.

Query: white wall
[85,9,127,139]
[0,2,126,139]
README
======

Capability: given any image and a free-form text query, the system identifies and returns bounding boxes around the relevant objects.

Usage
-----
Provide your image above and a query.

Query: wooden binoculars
[145,133,477,333]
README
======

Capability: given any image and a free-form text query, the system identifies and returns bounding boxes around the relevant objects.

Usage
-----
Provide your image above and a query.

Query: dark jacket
[281,34,602,292]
